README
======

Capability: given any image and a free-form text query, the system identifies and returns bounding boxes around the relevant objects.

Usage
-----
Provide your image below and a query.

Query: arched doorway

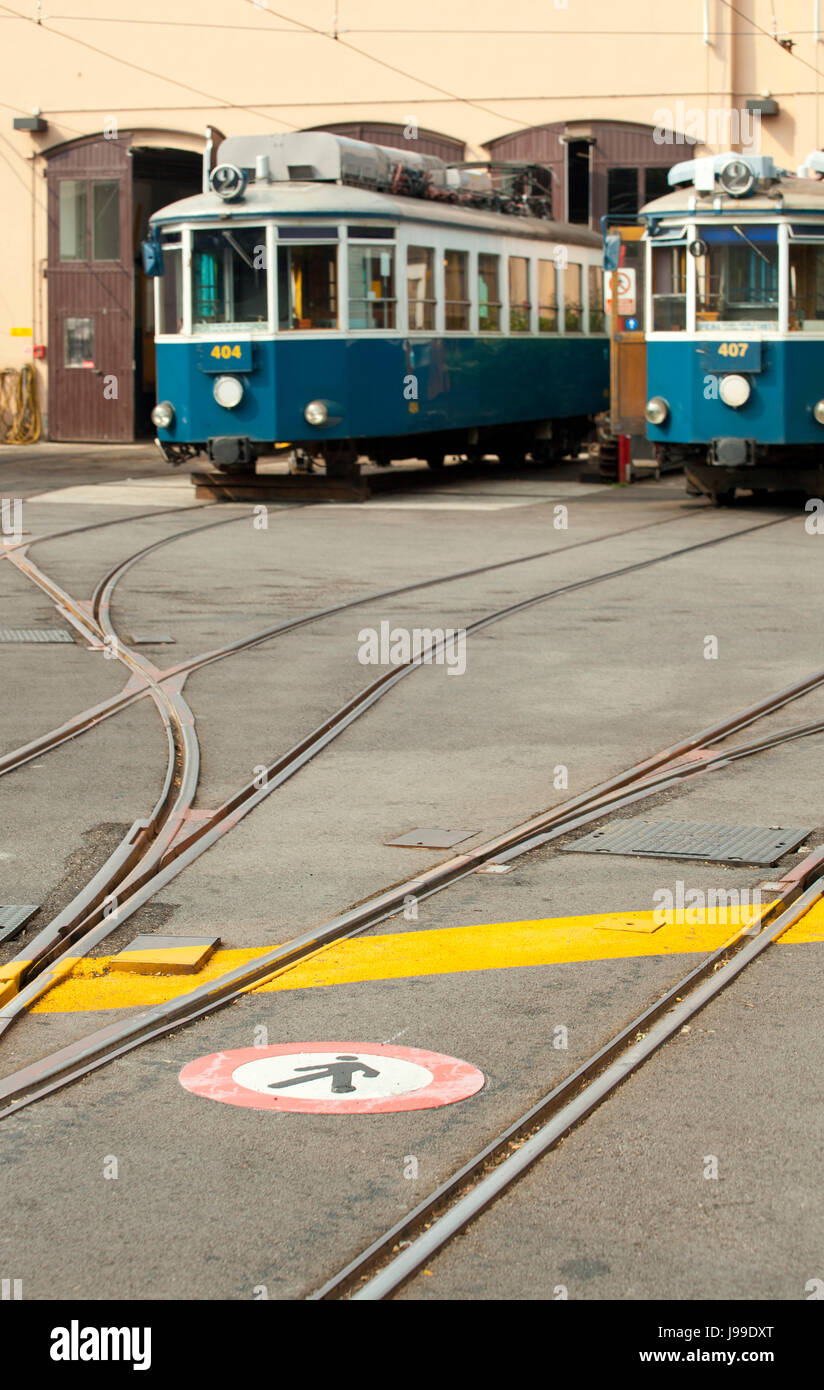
[44,133,203,441]
[485,121,696,230]
[306,121,466,162]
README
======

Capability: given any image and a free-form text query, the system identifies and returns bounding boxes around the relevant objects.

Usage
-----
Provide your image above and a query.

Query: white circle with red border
[179,1041,485,1114]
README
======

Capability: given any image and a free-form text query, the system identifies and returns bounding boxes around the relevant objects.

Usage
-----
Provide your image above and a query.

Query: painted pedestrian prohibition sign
[179,1041,485,1114]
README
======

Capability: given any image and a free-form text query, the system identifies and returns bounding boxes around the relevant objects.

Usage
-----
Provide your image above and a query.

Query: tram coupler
[207,436,259,469]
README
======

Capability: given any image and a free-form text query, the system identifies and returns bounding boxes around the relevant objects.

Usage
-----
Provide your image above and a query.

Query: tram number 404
[199,342,252,372]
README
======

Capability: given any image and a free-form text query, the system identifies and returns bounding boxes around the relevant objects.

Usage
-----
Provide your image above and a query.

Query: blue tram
[144,132,609,471]
[636,151,824,500]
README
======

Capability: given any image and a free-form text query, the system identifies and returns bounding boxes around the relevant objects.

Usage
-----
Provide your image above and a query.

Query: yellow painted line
[25,900,824,1015]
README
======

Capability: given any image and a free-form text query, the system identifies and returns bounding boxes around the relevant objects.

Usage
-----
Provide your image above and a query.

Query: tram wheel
[710,489,736,507]
[425,453,445,469]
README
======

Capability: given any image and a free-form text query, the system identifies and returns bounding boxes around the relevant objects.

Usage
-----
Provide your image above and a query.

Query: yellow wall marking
[27,900,824,1015]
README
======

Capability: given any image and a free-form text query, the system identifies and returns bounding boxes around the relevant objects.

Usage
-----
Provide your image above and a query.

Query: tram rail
[0,509,797,1032]
[1,652,823,1116]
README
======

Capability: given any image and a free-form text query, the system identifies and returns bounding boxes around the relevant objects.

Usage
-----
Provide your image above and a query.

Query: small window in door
[444,250,470,330]
[64,317,95,368]
[59,182,87,261]
[478,254,501,330]
[564,263,583,332]
[588,266,605,332]
[538,260,558,331]
[157,246,183,334]
[509,257,531,331]
[92,181,120,261]
[407,246,436,330]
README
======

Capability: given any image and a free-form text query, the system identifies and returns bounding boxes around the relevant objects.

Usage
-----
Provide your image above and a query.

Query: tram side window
[509,257,531,332]
[588,266,605,332]
[538,260,558,331]
[445,250,470,330]
[652,244,687,330]
[158,244,183,335]
[349,244,396,329]
[277,245,337,330]
[192,228,268,329]
[695,227,778,325]
[788,243,824,329]
[564,263,583,332]
[478,254,501,330]
[407,247,436,330]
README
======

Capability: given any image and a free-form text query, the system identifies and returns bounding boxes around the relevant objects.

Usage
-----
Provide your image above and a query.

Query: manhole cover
[563,819,812,866]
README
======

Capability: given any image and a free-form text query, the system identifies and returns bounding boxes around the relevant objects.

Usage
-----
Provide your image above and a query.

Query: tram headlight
[213,375,244,409]
[304,400,329,426]
[814,400,824,425]
[645,396,669,425]
[719,374,751,409]
[151,401,174,429]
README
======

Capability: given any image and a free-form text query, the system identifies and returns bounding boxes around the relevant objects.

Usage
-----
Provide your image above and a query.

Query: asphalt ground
[0,448,822,1303]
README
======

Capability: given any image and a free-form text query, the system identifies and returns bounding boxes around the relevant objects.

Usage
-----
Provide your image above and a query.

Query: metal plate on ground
[0,905,39,944]
[0,628,74,643]
[110,933,220,975]
[129,634,176,645]
[385,827,479,849]
[563,819,813,866]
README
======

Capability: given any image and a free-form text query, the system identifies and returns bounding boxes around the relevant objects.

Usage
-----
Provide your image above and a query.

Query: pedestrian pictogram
[268,1054,380,1094]
[179,1041,485,1114]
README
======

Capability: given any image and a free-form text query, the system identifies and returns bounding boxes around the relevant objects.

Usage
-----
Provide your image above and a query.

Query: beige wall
[2,0,821,411]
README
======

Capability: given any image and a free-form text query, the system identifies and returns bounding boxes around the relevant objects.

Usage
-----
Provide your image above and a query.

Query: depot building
[1,0,817,442]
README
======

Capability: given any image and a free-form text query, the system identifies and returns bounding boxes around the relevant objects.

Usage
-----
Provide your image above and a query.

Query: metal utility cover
[385,827,479,849]
[0,628,73,643]
[0,905,39,944]
[110,934,220,975]
[129,633,175,645]
[564,819,812,866]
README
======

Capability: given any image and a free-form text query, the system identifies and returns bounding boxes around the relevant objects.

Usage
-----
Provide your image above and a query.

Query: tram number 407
[717,342,750,358]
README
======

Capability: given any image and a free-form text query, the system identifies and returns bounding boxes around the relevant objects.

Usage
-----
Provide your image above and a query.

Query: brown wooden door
[46,136,134,441]
[608,227,647,435]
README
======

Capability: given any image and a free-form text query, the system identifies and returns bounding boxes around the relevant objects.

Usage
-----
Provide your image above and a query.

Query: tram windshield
[694,225,778,327]
[192,227,267,330]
